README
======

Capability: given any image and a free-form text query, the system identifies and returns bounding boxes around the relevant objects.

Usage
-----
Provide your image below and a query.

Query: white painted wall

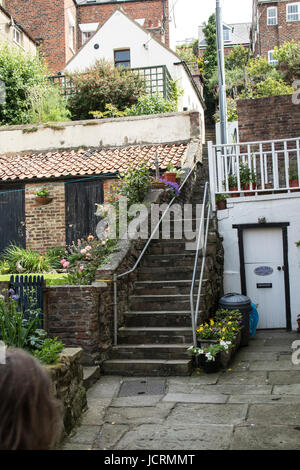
[217,194,300,331]
[216,121,239,145]
[63,9,204,139]
[0,111,198,154]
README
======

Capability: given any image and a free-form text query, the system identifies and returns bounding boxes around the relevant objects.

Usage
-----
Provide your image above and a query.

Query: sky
[170,0,253,43]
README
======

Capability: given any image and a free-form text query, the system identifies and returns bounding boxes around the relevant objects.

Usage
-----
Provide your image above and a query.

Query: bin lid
[219,293,251,308]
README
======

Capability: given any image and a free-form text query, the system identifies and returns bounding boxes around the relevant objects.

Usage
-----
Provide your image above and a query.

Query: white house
[63,8,205,141]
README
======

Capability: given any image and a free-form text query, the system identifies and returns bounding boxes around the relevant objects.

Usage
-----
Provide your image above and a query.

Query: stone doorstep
[83,366,101,391]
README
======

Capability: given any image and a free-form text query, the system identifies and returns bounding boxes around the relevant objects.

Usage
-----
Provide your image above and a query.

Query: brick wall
[5,0,74,73]
[237,94,300,142]
[256,0,300,58]
[25,182,66,252]
[77,0,169,48]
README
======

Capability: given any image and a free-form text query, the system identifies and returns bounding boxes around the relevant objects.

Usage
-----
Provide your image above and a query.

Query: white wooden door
[243,228,286,329]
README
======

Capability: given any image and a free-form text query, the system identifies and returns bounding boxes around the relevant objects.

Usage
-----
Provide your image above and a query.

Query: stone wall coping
[45,348,83,371]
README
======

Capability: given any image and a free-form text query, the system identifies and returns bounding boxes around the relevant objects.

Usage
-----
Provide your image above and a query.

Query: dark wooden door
[0,186,25,253]
[65,179,104,245]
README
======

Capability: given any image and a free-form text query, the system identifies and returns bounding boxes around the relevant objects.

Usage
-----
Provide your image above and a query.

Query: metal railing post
[113,273,118,346]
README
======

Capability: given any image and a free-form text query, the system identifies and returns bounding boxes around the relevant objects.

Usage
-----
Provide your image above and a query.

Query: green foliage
[0,43,48,125]
[45,247,67,271]
[118,163,151,205]
[33,337,64,365]
[215,309,243,322]
[35,187,50,197]
[253,77,293,98]
[202,14,217,79]
[1,244,53,274]
[89,103,127,119]
[176,40,199,63]
[67,59,146,120]
[214,97,238,122]
[273,40,300,82]
[26,84,70,123]
[215,194,229,202]
[225,45,249,71]
[125,93,176,116]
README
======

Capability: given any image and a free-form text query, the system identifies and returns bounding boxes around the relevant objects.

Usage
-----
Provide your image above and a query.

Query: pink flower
[60,258,67,265]
[85,245,92,251]
[63,261,70,268]
[80,249,87,255]
[79,265,84,272]
[101,241,106,246]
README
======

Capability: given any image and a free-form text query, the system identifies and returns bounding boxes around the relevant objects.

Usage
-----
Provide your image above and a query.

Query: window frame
[223,26,232,43]
[286,2,300,22]
[268,50,278,66]
[82,30,93,44]
[13,26,22,46]
[114,49,131,68]
[267,6,278,25]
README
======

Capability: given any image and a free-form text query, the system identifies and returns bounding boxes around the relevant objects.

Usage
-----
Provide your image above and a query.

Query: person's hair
[0,348,62,450]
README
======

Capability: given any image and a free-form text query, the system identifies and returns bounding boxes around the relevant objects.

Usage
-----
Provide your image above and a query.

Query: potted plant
[164,163,177,183]
[216,194,229,210]
[239,163,257,196]
[289,163,299,192]
[228,174,239,197]
[35,187,53,205]
[188,343,230,373]
[150,177,166,189]
[174,168,185,185]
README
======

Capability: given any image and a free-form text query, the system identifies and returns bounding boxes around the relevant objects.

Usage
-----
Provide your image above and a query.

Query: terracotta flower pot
[35,196,53,206]
[152,181,166,189]
[243,184,256,196]
[229,187,239,198]
[216,199,227,210]
[164,172,177,183]
[289,179,300,193]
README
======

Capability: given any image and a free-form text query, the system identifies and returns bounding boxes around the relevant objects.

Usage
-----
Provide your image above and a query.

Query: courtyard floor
[62,329,300,450]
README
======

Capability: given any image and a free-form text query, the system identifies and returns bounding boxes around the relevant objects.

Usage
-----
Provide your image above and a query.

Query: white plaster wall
[217,194,300,331]
[0,112,195,154]
[63,10,203,132]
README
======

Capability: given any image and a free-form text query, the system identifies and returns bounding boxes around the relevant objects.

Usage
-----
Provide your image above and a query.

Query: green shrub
[67,59,146,120]
[118,163,151,205]
[125,93,177,116]
[2,244,52,273]
[0,43,48,125]
[33,337,64,365]
[26,84,70,123]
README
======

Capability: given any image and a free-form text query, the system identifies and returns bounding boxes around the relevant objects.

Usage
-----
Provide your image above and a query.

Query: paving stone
[249,360,300,371]
[228,395,300,404]
[80,399,110,425]
[235,351,277,361]
[273,384,300,395]
[268,371,300,385]
[162,393,228,404]
[92,424,129,450]
[61,443,92,450]
[67,425,101,445]
[217,371,268,385]
[110,395,163,407]
[168,374,220,385]
[115,424,234,450]
[166,403,248,425]
[191,384,272,395]
[230,425,300,450]
[87,377,121,400]
[247,404,300,425]
[105,402,174,425]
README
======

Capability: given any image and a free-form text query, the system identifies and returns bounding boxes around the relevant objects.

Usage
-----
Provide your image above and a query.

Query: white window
[287,3,300,21]
[79,23,98,45]
[82,31,93,44]
[13,27,22,45]
[223,27,231,43]
[267,7,278,25]
[68,10,76,52]
[268,50,278,65]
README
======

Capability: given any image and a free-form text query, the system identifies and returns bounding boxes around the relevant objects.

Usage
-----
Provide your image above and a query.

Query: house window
[267,7,278,25]
[13,27,22,45]
[69,25,75,51]
[287,3,300,21]
[82,31,93,44]
[268,50,278,65]
[223,27,231,43]
[114,49,131,68]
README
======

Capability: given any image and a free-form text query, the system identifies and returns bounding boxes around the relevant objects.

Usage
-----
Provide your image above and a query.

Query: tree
[273,40,300,83]
[201,14,218,122]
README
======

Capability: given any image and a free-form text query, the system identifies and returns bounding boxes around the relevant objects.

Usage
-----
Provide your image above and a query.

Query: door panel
[65,179,104,246]
[244,228,286,329]
[0,187,25,253]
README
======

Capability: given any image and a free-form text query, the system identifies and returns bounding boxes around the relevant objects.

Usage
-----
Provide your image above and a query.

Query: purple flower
[8,288,15,294]
[12,295,19,301]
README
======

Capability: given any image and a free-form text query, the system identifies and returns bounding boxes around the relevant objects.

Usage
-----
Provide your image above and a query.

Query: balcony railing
[208,137,300,209]
[49,65,173,100]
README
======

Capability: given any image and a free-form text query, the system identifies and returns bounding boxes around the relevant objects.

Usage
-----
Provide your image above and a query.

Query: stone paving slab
[165,403,248,425]
[168,374,220,385]
[217,371,268,385]
[268,371,300,385]
[110,395,163,407]
[92,424,129,450]
[162,392,228,404]
[80,399,111,426]
[249,360,300,371]
[67,425,101,445]
[104,402,175,425]
[114,424,234,450]
[230,425,300,450]
[273,384,300,395]
[234,351,278,361]
[87,377,120,400]
[228,395,300,404]
[247,403,300,425]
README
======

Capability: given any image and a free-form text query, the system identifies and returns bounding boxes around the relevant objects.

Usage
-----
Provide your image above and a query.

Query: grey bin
[218,293,252,347]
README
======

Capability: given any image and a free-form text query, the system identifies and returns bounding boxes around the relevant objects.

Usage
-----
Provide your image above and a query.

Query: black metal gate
[9,275,44,323]
[0,186,25,253]
[65,179,104,245]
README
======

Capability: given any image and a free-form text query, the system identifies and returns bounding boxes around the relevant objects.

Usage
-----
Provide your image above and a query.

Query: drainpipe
[216,0,228,145]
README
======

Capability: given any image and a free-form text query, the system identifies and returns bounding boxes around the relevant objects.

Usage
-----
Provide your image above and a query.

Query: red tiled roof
[0,143,188,182]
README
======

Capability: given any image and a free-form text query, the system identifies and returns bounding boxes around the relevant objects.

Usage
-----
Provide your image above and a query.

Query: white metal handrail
[113,160,200,346]
[190,182,211,347]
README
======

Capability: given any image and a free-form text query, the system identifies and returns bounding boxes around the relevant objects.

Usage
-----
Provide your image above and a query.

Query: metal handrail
[190,181,212,347]
[113,160,199,346]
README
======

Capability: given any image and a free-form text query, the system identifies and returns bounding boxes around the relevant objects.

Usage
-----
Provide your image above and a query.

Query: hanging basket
[35,196,53,206]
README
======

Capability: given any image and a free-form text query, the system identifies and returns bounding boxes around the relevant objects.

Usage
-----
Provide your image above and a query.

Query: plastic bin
[218,293,252,346]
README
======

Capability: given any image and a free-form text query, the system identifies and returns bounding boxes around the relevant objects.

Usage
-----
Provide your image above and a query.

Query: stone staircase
[103,173,223,376]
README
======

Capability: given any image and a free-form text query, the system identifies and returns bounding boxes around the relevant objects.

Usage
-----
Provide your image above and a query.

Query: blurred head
[0,348,62,450]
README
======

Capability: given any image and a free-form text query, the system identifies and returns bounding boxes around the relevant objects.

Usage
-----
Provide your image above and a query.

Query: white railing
[208,137,300,209]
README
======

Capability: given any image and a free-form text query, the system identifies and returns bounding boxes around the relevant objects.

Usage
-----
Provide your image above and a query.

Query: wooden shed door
[65,179,104,246]
[0,187,25,253]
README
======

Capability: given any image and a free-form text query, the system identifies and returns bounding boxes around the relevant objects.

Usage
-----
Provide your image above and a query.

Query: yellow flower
[210,319,214,326]
[222,327,226,332]
[228,321,232,325]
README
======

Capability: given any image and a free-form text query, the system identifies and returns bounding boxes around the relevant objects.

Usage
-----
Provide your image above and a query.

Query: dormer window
[223,26,232,43]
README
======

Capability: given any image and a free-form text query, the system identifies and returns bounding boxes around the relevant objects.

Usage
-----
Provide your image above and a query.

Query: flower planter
[243,184,256,197]
[229,187,239,198]
[197,328,242,369]
[35,196,53,206]
[198,353,221,373]
[289,179,300,193]
[151,181,166,189]
[216,199,227,210]
[164,172,177,183]
[257,183,273,196]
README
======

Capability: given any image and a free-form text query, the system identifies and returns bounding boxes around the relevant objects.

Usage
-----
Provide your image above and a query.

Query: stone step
[141,253,197,267]
[123,310,197,327]
[110,344,192,360]
[83,366,101,390]
[137,266,203,281]
[102,359,193,376]
[129,294,204,312]
[118,326,193,344]
[134,279,207,295]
